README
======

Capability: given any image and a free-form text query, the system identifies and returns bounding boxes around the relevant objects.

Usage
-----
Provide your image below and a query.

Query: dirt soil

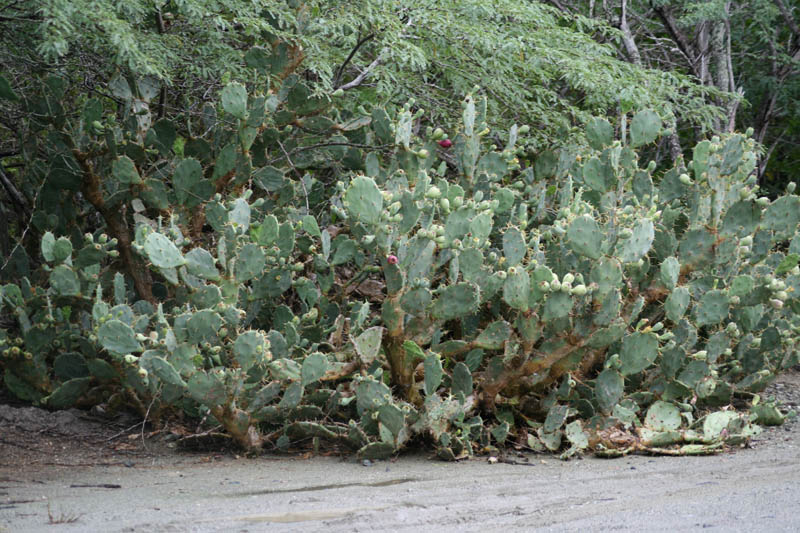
[1,370,799,532]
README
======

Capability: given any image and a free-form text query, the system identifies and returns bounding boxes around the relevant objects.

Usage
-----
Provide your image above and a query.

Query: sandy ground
[1,371,798,532]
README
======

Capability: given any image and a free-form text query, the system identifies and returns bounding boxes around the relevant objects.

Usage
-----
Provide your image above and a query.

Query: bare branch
[774,0,800,39]
[336,56,382,91]
[333,33,375,88]
[651,3,702,80]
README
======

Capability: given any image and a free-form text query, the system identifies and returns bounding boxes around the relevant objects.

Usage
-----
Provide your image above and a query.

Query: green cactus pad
[503,268,530,311]
[544,404,569,433]
[184,248,219,280]
[619,331,659,375]
[693,289,729,327]
[452,362,473,398]
[301,352,329,387]
[405,237,435,282]
[234,331,268,371]
[586,117,614,150]
[719,136,743,175]
[111,155,142,185]
[444,208,473,242]
[50,265,80,296]
[45,377,91,408]
[150,356,187,388]
[616,219,654,263]
[86,359,117,382]
[502,227,527,266]
[144,233,185,269]
[678,229,715,270]
[469,213,493,246]
[186,310,223,343]
[234,244,266,282]
[357,441,396,460]
[593,289,621,326]
[356,378,392,415]
[542,291,572,322]
[424,352,444,396]
[567,215,603,260]
[378,404,406,436]
[660,256,680,289]
[431,283,479,320]
[459,248,484,282]
[644,401,681,431]
[629,109,661,147]
[595,368,623,412]
[98,319,142,354]
[353,326,383,366]
[633,170,654,202]
[590,257,623,296]
[665,286,690,322]
[221,82,248,119]
[582,156,613,192]
[401,287,432,315]
[721,201,761,237]
[763,196,800,239]
[474,321,511,350]
[188,371,227,408]
[345,176,383,225]
[53,352,88,381]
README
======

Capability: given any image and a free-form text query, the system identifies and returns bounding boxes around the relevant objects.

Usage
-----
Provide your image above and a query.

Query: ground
[1,371,798,532]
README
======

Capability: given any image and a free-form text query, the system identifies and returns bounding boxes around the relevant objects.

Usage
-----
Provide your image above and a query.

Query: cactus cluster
[1,59,796,458]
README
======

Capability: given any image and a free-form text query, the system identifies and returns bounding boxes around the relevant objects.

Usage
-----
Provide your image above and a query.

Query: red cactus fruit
[438,139,452,148]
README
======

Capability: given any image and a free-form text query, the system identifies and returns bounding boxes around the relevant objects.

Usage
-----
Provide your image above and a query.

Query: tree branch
[333,33,375,88]
[0,163,29,216]
[71,149,155,304]
[651,3,702,80]
[774,0,800,39]
[336,57,382,91]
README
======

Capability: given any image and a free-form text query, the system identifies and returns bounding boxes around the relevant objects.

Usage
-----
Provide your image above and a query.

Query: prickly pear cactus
[2,78,796,460]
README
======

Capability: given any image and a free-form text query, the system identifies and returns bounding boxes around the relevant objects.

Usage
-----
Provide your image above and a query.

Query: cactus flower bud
[570,284,587,296]
[425,186,442,199]
[417,149,429,158]
[756,197,770,206]
[138,368,148,378]
[518,124,530,134]
[787,182,797,194]
[438,139,452,148]
[770,299,784,309]
[439,198,450,211]
[387,255,398,265]
[562,273,575,285]
[678,174,692,185]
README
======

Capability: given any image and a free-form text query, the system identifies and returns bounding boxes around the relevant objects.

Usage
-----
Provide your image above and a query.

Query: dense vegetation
[0,0,797,458]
